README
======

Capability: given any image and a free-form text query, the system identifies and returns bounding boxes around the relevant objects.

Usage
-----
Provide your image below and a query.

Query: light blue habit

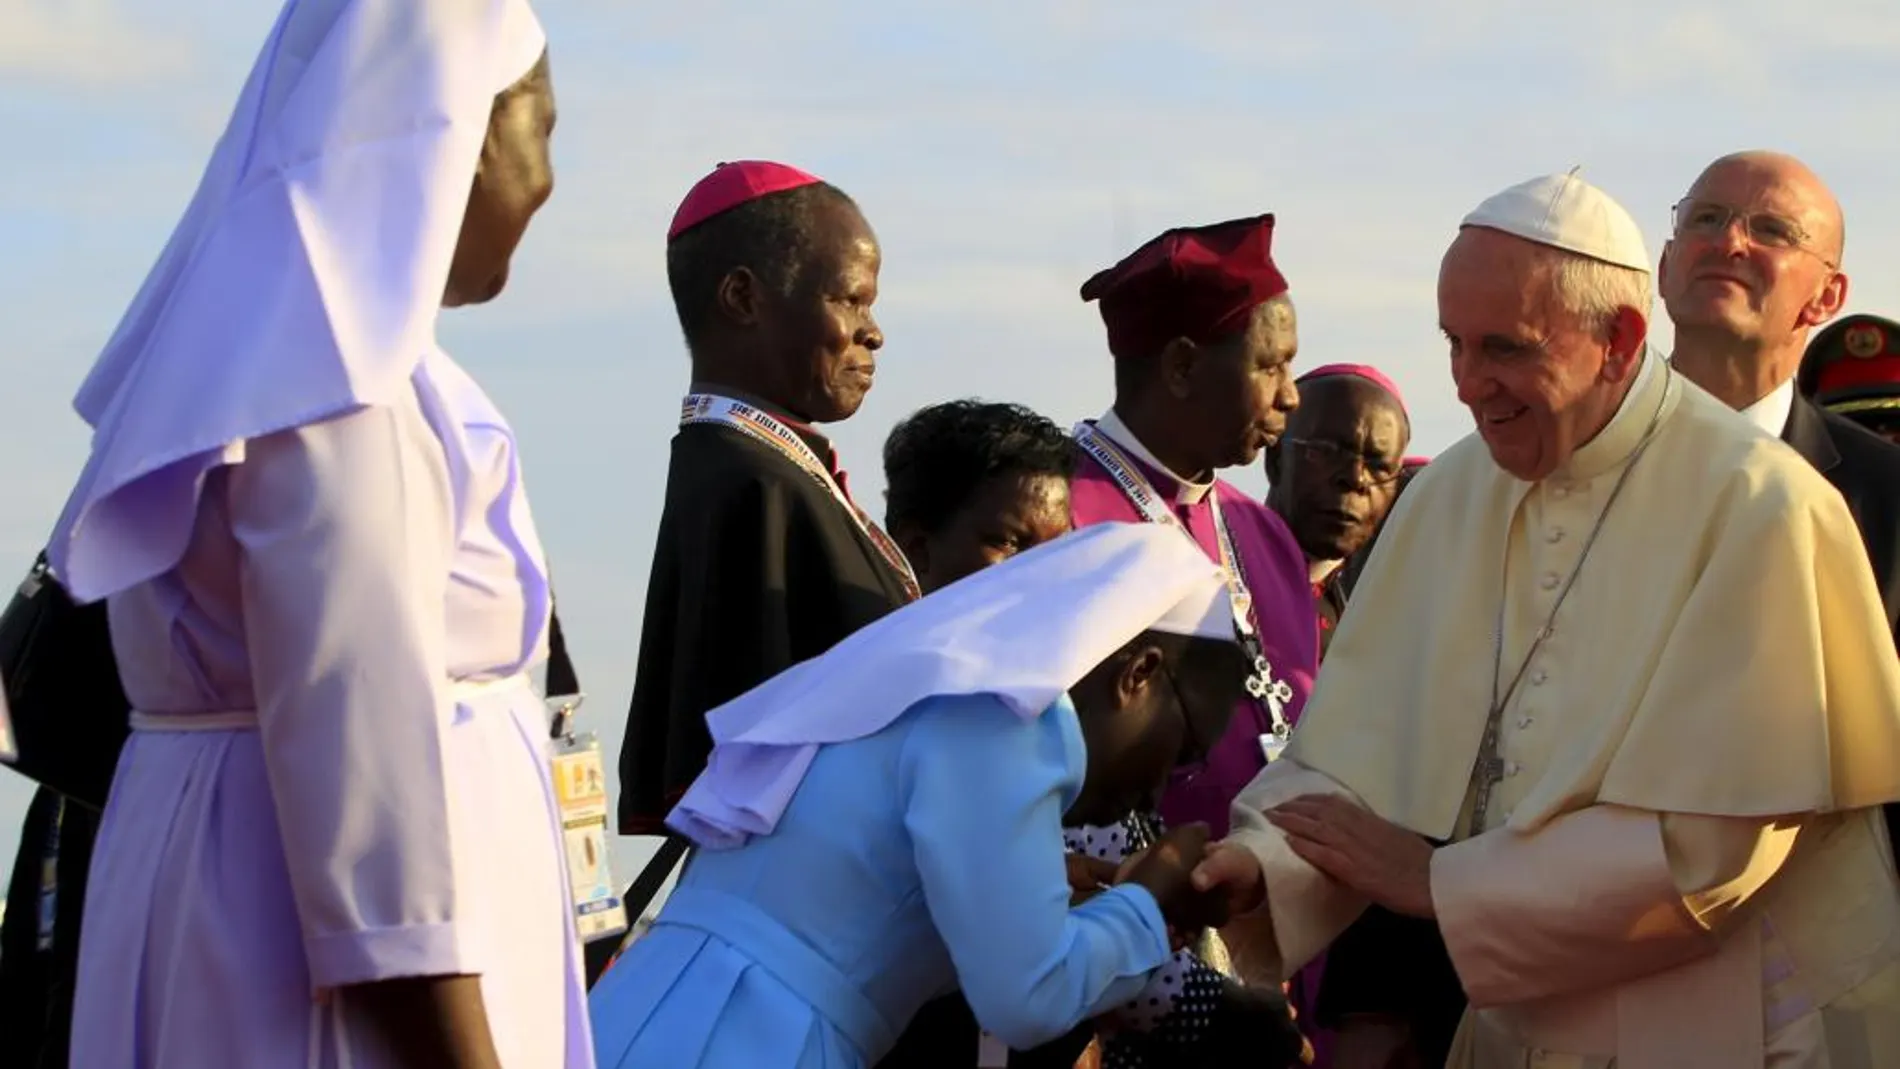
[588,692,1173,1068]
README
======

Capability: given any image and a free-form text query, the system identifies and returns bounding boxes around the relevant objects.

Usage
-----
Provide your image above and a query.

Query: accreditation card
[549,699,628,944]
[1259,729,1290,765]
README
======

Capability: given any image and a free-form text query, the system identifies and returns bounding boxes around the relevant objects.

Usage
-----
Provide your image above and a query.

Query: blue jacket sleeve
[898,694,1172,1050]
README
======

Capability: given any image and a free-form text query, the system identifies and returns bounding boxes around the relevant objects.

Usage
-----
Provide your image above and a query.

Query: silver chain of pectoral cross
[1467,363,1676,835]
[1072,422,1295,732]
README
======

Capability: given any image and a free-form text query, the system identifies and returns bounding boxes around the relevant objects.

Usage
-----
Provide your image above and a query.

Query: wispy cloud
[0,0,197,88]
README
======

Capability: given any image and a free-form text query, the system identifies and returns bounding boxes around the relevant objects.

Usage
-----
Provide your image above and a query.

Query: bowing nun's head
[882,399,1075,594]
[445,51,558,307]
[668,523,1249,851]
[1064,586,1249,827]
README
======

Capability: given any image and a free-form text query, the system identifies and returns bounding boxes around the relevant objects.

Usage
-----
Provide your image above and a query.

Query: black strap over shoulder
[0,553,131,810]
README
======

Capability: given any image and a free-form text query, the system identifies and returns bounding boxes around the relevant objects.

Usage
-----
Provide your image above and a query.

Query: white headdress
[49,0,546,602]
[669,522,1235,849]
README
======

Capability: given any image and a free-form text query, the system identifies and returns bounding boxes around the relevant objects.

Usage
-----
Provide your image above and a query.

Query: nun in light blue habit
[588,522,1251,1068]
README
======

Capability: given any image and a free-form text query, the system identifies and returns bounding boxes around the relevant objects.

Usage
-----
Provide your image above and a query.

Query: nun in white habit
[45,1,588,1066]
[588,522,1254,1069]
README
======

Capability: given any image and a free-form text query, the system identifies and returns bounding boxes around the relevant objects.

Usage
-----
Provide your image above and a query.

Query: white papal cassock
[1222,352,1900,1069]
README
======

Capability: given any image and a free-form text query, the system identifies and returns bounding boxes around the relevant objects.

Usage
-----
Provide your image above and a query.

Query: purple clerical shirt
[1070,413,1318,837]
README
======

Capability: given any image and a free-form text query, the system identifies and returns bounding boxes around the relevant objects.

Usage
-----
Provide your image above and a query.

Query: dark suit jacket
[1782,396,1900,852]
[1782,395,1900,642]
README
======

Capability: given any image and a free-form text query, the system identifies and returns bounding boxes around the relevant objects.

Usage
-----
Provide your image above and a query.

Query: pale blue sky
[3,0,1898,895]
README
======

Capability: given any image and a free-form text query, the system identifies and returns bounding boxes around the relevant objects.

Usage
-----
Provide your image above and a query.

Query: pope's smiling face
[1439,227,1647,482]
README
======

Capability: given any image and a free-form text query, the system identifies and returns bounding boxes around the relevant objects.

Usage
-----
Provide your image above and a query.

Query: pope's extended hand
[1188,840,1266,918]
[1267,794,1436,919]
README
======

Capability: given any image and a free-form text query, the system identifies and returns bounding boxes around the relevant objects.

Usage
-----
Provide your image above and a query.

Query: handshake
[1063,824,1266,939]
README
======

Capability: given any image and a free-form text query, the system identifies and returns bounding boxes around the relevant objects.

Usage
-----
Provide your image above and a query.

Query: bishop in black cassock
[615,161,917,930]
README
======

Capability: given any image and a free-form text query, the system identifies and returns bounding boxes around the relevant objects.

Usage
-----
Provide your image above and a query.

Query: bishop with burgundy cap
[1082,214,1289,360]
[613,155,915,998]
[667,159,824,241]
[1064,209,1319,1065]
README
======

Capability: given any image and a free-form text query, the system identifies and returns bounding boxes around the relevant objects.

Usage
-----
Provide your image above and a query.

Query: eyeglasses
[1161,662,1213,787]
[1283,437,1405,485]
[1670,199,1837,269]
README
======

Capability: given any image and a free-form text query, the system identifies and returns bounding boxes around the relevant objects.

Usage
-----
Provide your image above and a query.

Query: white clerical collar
[1738,377,1796,438]
[1094,409,1217,506]
[1556,347,1666,484]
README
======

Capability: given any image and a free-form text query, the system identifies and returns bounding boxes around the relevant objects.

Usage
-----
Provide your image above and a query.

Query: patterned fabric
[1064,812,1232,1065]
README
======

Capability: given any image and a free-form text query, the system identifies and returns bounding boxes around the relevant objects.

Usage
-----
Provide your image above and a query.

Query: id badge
[977,1031,1010,1067]
[1259,731,1290,765]
[550,731,629,944]
[0,676,15,764]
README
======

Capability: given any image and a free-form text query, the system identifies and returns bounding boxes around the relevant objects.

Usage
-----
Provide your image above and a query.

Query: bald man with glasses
[1662,148,1900,845]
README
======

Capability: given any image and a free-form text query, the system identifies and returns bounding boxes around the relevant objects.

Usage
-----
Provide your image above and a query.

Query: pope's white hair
[1548,251,1653,334]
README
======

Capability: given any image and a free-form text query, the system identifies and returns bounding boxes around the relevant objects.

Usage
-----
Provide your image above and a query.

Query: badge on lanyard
[977,1031,1010,1067]
[1259,731,1290,765]
[548,696,629,944]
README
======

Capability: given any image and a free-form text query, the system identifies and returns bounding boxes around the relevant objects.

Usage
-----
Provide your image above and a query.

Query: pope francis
[1193,171,1900,1068]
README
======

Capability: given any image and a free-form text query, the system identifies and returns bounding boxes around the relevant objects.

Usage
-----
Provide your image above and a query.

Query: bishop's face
[1267,376,1409,562]
[1178,298,1301,470]
[762,199,886,424]
[1440,229,1645,482]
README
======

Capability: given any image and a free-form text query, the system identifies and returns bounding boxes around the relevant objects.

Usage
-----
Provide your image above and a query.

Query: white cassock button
[1540,573,1560,591]
[1531,669,1547,685]
[1546,527,1565,543]
[1517,714,1533,729]
[1552,486,1569,499]
[1505,761,1522,777]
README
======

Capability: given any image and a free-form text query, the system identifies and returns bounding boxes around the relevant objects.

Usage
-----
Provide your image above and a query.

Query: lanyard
[1072,423,1294,733]
[1467,364,1674,835]
[681,394,921,601]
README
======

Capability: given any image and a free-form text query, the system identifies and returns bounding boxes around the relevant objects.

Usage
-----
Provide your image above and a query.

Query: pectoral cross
[1476,755,1506,789]
[1468,713,1510,834]
[1244,656,1294,718]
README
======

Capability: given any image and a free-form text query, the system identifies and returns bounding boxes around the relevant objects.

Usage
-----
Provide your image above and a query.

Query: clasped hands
[1064,825,1229,946]
[1064,795,1435,943]
[1189,794,1439,921]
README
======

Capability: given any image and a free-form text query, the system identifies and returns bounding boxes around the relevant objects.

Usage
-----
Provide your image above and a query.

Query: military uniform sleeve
[226,402,468,990]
